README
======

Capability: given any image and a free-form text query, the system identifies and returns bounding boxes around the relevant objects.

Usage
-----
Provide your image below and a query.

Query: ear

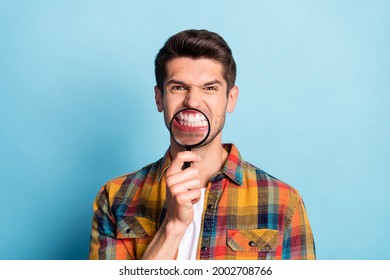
[226,86,239,113]
[154,86,164,112]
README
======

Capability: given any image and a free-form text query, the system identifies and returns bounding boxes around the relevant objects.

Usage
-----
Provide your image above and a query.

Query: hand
[165,151,201,228]
[141,151,201,259]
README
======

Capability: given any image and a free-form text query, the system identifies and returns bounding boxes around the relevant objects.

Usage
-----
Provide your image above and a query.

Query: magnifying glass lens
[169,108,210,150]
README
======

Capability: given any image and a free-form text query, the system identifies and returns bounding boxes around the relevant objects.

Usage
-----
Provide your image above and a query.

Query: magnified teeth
[178,112,207,127]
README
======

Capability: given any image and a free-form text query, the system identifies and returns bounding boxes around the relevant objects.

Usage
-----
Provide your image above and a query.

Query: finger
[166,166,200,188]
[167,151,201,176]
[191,197,201,204]
[175,188,201,207]
[169,177,201,196]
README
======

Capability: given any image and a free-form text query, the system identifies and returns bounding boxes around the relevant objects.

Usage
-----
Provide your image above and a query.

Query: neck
[170,136,228,188]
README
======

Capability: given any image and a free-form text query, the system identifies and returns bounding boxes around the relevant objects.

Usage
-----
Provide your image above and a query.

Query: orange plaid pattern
[89,144,315,260]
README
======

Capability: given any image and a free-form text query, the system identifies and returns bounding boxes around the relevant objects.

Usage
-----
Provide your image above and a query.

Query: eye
[171,85,186,91]
[204,86,218,92]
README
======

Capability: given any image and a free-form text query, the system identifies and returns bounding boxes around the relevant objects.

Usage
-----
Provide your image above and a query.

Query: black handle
[183,147,191,169]
[183,161,191,169]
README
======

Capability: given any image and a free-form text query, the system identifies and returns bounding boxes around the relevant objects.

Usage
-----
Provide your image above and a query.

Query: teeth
[178,112,207,127]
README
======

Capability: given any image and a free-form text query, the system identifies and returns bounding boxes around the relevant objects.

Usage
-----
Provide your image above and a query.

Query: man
[89,29,316,260]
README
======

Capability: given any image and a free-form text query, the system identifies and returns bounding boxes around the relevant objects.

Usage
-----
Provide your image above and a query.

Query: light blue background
[1,0,389,260]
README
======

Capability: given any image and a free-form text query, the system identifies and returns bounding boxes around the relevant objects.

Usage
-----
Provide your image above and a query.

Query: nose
[183,87,202,108]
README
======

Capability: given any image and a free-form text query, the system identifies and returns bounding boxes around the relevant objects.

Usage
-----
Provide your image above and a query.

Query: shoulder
[100,157,164,199]
[241,160,300,197]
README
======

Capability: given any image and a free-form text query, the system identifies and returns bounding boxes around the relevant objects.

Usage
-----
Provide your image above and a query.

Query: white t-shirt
[177,188,206,260]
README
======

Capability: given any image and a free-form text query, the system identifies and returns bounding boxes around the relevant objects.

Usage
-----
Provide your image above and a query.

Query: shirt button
[249,241,255,247]
[207,204,213,210]
[126,228,131,234]
[201,246,207,251]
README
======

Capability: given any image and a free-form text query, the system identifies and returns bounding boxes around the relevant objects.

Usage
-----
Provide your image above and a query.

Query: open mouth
[173,110,208,131]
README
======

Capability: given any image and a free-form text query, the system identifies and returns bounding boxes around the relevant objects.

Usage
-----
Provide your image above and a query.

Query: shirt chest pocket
[116,216,156,239]
[226,228,278,259]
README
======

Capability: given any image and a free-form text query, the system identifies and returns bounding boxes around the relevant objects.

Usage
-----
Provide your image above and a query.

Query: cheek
[162,102,179,128]
[211,113,226,128]
[162,112,171,130]
[163,96,182,113]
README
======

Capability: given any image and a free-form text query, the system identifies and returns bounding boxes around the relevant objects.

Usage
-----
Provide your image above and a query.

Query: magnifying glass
[169,108,211,169]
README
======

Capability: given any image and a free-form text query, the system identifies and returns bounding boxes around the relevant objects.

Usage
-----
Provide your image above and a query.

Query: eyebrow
[203,80,223,86]
[166,79,187,86]
[166,79,223,87]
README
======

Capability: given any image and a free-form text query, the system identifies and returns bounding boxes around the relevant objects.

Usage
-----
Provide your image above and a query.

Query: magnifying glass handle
[183,147,191,169]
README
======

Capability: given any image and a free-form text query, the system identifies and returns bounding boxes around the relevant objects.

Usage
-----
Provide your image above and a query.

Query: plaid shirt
[89,144,315,260]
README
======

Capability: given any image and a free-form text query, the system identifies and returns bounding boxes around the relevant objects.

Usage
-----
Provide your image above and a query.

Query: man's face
[155,57,238,148]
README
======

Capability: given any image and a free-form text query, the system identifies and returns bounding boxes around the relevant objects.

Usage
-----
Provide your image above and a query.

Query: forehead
[165,57,225,85]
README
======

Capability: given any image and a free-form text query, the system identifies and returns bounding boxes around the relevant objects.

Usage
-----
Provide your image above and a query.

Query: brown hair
[155,29,236,94]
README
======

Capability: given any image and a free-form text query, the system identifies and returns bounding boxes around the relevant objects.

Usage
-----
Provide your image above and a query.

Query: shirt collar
[220,144,243,186]
[157,143,243,186]
[157,149,172,182]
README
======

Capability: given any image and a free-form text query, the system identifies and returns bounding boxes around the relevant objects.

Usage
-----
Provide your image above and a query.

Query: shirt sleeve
[281,193,316,260]
[89,185,135,260]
